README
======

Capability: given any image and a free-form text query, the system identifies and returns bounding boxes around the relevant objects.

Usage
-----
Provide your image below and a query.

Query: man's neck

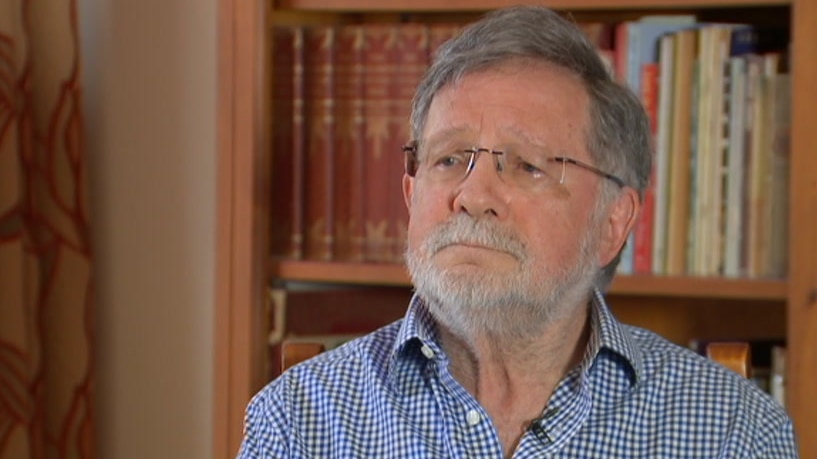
[438,303,591,456]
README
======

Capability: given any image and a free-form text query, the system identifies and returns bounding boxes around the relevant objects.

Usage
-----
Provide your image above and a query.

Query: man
[239,5,796,458]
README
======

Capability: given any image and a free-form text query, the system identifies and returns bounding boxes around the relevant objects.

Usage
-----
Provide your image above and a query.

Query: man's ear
[599,187,640,266]
[403,174,414,210]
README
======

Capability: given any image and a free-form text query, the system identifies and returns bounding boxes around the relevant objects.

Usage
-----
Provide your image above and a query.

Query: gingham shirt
[238,291,797,458]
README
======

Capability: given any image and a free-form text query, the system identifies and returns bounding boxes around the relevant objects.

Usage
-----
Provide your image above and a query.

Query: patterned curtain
[0,0,94,458]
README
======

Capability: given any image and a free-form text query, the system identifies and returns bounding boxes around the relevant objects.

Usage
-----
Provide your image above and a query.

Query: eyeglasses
[401,142,625,192]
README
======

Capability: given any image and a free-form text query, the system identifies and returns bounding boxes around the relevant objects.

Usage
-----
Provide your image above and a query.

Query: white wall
[80,0,217,457]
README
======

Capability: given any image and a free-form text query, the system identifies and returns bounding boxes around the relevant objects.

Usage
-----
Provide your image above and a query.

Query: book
[744,53,785,277]
[722,55,748,277]
[633,62,659,274]
[764,70,791,278]
[363,24,399,262]
[334,26,367,261]
[650,33,676,275]
[389,24,429,262]
[664,28,696,276]
[270,26,298,259]
[743,54,766,278]
[304,26,337,260]
[690,25,733,276]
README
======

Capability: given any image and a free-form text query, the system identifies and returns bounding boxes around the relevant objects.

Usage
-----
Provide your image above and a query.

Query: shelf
[271,260,787,300]
[272,259,411,286]
[275,0,789,12]
[609,274,786,300]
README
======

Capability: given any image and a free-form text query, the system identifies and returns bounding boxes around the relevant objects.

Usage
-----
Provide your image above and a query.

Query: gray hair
[410,5,652,288]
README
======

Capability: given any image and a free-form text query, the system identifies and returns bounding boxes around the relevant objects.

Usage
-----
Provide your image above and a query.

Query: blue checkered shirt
[238,291,797,458]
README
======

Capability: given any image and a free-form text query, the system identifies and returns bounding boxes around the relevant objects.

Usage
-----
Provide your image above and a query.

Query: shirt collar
[587,288,643,385]
[391,294,439,356]
[388,288,643,386]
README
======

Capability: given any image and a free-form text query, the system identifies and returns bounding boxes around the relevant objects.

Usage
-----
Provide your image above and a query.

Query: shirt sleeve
[753,416,798,459]
[236,383,291,459]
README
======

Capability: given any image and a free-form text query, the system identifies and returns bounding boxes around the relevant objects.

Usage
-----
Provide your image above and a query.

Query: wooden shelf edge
[609,274,786,300]
[272,259,412,286]
[270,259,787,300]
[275,0,789,12]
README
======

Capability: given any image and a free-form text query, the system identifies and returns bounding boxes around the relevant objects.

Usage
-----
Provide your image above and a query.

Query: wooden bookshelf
[216,0,817,457]
[276,0,790,11]
[271,259,788,300]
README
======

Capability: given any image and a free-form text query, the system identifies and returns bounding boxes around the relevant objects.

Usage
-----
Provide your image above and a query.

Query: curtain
[0,0,94,458]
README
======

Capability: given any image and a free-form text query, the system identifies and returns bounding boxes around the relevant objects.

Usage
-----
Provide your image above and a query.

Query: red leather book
[270,26,297,259]
[388,23,429,263]
[334,25,367,261]
[362,24,398,262]
[304,26,337,260]
[290,27,307,259]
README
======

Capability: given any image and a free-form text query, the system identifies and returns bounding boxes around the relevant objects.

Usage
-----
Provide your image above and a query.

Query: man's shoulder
[622,324,787,419]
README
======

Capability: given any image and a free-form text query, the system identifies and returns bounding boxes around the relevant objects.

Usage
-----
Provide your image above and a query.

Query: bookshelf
[215,0,817,457]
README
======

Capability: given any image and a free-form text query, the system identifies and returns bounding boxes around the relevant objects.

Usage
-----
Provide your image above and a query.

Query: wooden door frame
[214,0,269,456]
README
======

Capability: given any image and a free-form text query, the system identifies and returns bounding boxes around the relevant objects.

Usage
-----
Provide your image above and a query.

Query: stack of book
[270,22,462,264]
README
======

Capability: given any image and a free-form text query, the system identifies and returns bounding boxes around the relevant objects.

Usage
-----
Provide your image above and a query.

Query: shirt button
[420,344,435,359]
[466,409,481,426]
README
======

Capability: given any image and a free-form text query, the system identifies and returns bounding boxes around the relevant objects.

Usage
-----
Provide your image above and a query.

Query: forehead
[422,60,590,152]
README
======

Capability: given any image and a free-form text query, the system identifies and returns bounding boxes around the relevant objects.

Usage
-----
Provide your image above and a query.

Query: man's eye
[520,161,543,175]
[434,154,466,168]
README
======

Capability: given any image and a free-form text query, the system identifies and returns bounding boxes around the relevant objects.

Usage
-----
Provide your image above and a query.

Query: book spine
[651,33,676,275]
[304,26,336,260]
[389,24,429,263]
[703,26,733,276]
[363,25,398,262]
[665,29,696,276]
[764,64,790,278]
[270,26,296,259]
[633,62,659,274]
[334,26,367,262]
[723,55,748,277]
[290,27,306,260]
[743,54,763,278]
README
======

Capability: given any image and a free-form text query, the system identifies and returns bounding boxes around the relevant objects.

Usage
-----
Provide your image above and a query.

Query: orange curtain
[0,1,94,458]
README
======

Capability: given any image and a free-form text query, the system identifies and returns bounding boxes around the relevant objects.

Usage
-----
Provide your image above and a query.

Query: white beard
[405,213,599,342]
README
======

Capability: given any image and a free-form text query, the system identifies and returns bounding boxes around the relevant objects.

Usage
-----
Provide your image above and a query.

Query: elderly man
[238,5,796,458]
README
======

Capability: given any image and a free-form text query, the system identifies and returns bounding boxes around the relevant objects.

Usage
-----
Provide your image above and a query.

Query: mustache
[423,215,527,260]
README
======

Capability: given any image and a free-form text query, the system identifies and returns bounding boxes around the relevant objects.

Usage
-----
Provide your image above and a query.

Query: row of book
[615,17,791,279]
[269,19,791,279]
[270,22,462,263]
